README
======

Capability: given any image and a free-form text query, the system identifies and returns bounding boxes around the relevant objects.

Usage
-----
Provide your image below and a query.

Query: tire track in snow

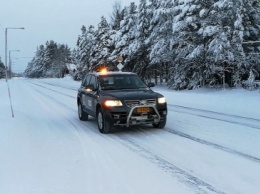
[28,80,227,194]
[29,80,260,130]
[30,82,260,163]
[28,83,133,193]
[28,79,78,91]
[168,104,260,130]
[27,81,75,98]
[28,80,260,163]
[163,127,260,163]
[113,135,226,194]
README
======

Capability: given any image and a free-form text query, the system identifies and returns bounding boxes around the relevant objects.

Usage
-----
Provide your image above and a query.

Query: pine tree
[113,2,138,70]
[25,41,71,78]
[149,0,173,64]
[110,1,125,31]
[24,45,46,78]
[69,0,260,89]
[76,25,96,73]
[241,0,260,77]
[168,0,260,89]
[0,57,5,79]
[168,0,214,89]
[148,0,174,83]
[205,0,260,87]
[92,16,116,70]
[129,0,150,79]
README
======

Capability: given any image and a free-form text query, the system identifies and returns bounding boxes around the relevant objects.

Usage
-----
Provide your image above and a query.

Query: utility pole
[5,27,25,80]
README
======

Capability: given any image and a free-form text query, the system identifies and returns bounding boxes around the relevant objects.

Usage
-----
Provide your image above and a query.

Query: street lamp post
[9,50,20,79]
[5,27,25,81]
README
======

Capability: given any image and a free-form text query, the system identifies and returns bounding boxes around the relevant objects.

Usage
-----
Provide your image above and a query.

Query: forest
[0,58,5,79]
[24,0,260,90]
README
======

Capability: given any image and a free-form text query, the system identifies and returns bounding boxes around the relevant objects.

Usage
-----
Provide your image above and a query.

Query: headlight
[158,97,166,104]
[104,100,123,107]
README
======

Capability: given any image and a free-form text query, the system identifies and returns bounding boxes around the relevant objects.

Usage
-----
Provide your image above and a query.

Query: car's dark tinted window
[89,75,97,89]
[99,74,147,90]
[82,75,91,87]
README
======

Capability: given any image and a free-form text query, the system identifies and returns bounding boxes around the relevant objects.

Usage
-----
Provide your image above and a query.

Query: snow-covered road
[1,77,260,194]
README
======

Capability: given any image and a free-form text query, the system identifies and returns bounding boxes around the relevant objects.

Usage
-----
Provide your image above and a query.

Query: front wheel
[152,117,167,129]
[97,108,112,134]
[78,102,88,121]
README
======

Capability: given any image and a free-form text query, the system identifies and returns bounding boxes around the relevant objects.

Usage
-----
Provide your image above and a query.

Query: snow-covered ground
[1,76,260,194]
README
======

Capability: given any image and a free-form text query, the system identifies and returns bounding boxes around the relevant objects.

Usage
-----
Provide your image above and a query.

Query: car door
[80,74,91,110]
[84,75,98,115]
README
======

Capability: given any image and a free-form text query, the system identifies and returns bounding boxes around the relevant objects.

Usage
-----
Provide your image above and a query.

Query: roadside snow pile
[63,74,73,81]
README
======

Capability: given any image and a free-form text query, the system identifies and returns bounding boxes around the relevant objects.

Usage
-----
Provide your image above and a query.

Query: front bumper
[104,104,167,127]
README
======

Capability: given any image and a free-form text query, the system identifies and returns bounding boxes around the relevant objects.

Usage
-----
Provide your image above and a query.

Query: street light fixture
[5,27,25,81]
[9,50,20,79]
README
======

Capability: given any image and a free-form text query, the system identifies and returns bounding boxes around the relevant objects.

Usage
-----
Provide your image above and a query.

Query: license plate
[137,107,150,113]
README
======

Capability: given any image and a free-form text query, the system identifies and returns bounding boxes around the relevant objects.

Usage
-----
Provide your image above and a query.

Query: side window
[82,75,91,87]
[89,75,97,89]
[81,76,86,87]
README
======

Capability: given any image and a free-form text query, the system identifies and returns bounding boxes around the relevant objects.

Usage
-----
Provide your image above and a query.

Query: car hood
[100,89,162,100]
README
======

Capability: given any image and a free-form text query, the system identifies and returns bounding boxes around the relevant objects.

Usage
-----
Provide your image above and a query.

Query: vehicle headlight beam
[158,97,166,104]
[105,100,123,107]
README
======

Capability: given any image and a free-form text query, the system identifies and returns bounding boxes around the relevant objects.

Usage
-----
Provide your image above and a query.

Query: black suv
[77,71,167,133]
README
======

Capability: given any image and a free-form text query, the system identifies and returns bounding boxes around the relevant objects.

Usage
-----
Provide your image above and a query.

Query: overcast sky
[0,0,140,73]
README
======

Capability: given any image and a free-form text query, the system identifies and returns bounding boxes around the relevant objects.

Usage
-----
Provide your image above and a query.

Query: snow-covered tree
[112,2,138,70]
[24,45,46,77]
[0,57,5,79]
[148,0,174,83]
[241,0,260,75]
[25,41,71,78]
[167,0,260,89]
[206,0,260,87]
[92,16,116,71]
[128,0,150,78]
[149,0,173,63]
[168,0,214,89]
[70,0,260,89]
[110,1,125,31]
[76,25,96,73]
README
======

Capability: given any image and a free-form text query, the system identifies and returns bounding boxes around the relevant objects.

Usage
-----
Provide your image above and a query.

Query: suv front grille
[124,99,156,108]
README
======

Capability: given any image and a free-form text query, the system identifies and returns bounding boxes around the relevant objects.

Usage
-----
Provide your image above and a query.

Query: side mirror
[85,85,97,92]
[147,82,155,87]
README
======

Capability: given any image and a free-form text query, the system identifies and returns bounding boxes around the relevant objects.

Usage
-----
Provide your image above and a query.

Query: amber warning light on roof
[100,68,108,73]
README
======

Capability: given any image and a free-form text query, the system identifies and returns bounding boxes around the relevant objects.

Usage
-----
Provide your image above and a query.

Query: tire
[78,102,88,121]
[152,117,167,129]
[97,108,112,134]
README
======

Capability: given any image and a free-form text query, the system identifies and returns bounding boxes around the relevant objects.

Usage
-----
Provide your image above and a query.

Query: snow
[1,77,260,194]
[66,64,77,72]
[214,0,228,9]
[198,26,220,38]
[199,9,207,18]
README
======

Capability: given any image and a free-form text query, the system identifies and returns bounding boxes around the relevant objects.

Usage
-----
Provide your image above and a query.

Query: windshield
[99,74,147,90]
